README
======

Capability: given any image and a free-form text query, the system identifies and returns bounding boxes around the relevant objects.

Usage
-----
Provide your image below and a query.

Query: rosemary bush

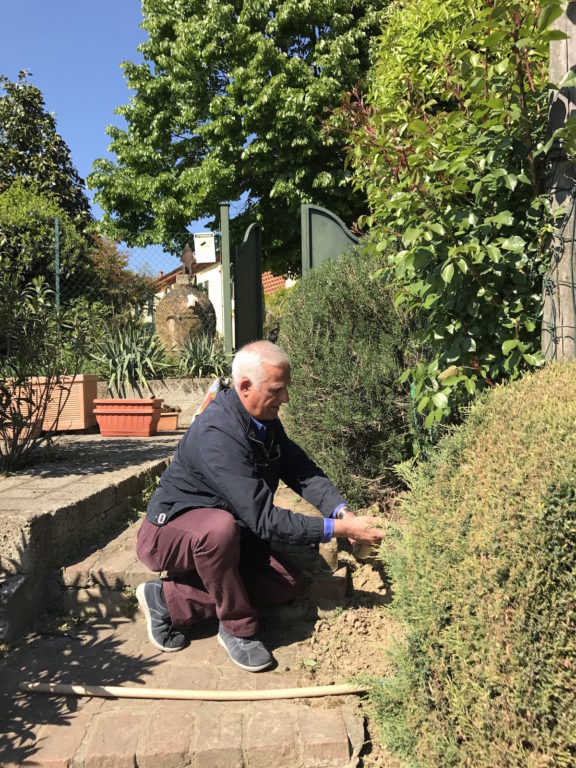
[279,248,412,507]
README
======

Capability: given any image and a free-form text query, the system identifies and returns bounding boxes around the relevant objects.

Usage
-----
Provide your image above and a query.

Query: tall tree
[0,180,90,300]
[88,0,388,273]
[0,71,91,226]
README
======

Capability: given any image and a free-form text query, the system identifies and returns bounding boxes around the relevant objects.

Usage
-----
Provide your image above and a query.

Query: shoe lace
[237,636,260,648]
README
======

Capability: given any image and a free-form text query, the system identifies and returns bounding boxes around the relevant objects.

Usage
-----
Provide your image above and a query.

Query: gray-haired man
[136,340,386,671]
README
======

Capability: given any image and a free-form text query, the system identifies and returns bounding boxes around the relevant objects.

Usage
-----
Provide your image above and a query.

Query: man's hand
[333,514,387,543]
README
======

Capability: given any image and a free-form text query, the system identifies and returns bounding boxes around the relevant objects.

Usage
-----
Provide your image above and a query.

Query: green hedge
[279,249,412,507]
[374,362,576,767]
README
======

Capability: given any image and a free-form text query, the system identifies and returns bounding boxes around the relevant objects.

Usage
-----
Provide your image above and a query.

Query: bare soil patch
[294,548,405,767]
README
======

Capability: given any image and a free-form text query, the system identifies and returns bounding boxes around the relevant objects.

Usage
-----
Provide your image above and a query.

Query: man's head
[232,340,291,420]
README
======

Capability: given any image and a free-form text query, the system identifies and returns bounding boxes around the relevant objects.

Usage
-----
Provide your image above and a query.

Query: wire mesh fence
[39,226,221,341]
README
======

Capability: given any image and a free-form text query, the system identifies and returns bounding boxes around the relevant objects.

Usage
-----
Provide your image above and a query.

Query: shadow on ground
[0,616,160,764]
[17,435,181,479]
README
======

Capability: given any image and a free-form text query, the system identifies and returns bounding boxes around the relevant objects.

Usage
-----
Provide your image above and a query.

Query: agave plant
[177,333,231,378]
[92,323,169,397]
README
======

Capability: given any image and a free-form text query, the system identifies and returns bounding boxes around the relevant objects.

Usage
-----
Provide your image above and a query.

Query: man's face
[240,363,291,421]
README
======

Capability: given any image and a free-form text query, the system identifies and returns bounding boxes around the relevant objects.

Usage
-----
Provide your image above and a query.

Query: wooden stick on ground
[19,681,368,701]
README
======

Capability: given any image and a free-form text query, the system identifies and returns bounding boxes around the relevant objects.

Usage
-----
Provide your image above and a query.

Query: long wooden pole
[19,681,368,702]
[543,3,576,360]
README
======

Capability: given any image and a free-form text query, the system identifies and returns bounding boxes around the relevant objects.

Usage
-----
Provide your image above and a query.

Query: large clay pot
[92,398,163,437]
[155,275,217,354]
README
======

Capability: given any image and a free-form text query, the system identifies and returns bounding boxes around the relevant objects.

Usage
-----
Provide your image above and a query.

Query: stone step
[1,609,365,768]
[0,435,181,643]
[58,520,349,620]
[2,699,364,768]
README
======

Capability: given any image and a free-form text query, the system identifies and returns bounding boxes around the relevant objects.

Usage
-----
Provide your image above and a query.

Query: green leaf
[438,364,460,381]
[417,396,430,413]
[486,244,501,262]
[487,211,514,227]
[441,262,455,284]
[432,391,448,409]
[501,236,526,253]
[502,339,518,354]
[403,227,422,246]
[538,3,564,31]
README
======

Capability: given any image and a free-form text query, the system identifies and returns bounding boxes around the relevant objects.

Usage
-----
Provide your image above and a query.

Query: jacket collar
[225,387,277,442]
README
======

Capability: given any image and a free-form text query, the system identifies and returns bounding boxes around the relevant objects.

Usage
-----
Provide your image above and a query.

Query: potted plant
[91,324,167,437]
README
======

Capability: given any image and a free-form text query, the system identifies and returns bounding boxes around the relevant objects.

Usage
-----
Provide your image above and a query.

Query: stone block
[318,538,339,571]
[137,710,194,768]
[59,586,132,619]
[192,705,243,768]
[244,704,299,768]
[73,710,143,768]
[297,708,350,766]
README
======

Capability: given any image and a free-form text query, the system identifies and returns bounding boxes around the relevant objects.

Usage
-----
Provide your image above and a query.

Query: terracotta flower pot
[157,411,180,431]
[92,398,163,437]
[29,375,99,432]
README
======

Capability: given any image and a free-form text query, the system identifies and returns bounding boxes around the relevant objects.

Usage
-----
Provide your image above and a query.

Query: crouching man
[136,340,386,671]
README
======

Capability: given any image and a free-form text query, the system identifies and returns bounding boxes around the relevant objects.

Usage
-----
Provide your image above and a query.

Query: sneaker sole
[217,632,273,672]
[135,583,183,653]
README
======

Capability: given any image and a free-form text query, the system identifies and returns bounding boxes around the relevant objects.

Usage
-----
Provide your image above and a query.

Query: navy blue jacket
[145,387,346,545]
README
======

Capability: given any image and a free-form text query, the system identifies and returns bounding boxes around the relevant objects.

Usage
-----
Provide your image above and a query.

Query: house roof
[262,271,287,295]
[155,251,222,289]
[155,256,288,296]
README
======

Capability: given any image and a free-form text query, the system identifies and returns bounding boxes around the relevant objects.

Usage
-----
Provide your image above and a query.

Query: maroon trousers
[136,508,304,637]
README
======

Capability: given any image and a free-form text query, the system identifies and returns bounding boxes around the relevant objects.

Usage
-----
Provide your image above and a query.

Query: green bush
[0,276,89,472]
[264,284,295,340]
[279,248,412,507]
[0,180,90,299]
[374,362,576,767]
[344,0,561,424]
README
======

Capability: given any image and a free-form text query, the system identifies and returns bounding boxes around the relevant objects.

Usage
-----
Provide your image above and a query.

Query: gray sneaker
[136,581,187,652]
[217,624,273,672]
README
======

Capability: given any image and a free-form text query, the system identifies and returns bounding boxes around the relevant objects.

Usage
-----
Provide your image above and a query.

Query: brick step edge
[57,565,349,620]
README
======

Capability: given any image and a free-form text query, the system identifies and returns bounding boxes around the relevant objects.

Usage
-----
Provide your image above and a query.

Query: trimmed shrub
[279,248,412,507]
[374,362,576,767]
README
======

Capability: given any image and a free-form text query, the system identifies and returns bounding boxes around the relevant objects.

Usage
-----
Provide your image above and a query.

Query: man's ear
[238,377,252,397]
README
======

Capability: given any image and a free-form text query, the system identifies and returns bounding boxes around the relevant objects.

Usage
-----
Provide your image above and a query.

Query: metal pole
[54,217,60,312]
[220,204,234,354]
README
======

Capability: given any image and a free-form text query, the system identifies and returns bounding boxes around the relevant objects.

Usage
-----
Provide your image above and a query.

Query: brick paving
[0,435,365,767]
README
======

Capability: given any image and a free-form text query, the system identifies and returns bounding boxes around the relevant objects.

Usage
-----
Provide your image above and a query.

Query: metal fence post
[54,217,60,311]
[220,204,234,355]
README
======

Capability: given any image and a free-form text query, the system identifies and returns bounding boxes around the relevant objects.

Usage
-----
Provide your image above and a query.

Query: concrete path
[0,433,365,767]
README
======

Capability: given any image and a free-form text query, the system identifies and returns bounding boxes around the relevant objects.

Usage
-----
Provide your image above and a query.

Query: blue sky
[0,1,206,273]
[0,1,146,206]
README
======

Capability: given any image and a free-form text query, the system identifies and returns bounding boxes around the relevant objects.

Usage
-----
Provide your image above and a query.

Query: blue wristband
[322,518,335,542]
